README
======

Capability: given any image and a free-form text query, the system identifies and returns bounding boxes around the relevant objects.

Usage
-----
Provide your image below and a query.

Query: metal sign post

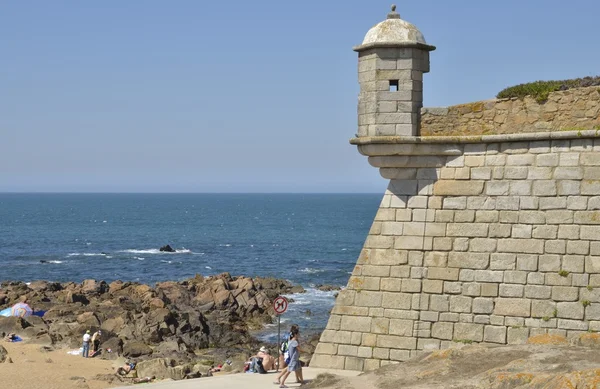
[273,296,289,373]
[277,314,281,372]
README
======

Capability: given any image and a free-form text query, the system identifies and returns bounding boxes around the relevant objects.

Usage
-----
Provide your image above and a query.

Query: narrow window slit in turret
[389,80,399,91]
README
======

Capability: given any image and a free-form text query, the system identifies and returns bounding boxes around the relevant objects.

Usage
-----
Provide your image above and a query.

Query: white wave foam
[219,244,232,247]
[120,248,192,255]
[49,260,63,264]
[161,260,173,264]
[67,253,107,257]
[299,267,325,274]
[205,266,212,269]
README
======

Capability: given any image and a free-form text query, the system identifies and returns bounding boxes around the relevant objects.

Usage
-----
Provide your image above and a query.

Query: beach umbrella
[10,302,33,317]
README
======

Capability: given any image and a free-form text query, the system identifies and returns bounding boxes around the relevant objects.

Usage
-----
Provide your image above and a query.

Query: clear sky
[1,0,598,193]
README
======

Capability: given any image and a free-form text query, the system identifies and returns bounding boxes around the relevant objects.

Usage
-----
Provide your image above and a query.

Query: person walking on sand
[274,329,303,388]
[82,330,91,358]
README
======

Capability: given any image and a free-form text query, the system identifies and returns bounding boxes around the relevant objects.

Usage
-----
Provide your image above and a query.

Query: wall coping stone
[350,130,600,146]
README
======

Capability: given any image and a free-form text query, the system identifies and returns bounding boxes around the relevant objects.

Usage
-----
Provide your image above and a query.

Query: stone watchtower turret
[356,5,435,137]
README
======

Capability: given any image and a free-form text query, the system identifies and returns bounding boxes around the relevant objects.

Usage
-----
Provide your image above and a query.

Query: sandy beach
[0,342,118,389]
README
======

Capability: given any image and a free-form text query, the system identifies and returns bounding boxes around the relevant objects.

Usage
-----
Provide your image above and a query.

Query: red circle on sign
[273,296,288,314]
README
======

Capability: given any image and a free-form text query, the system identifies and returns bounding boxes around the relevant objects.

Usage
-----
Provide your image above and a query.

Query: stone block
[338,344,359,357]
[472,297,494,314]
[433,180,484,196]
[525,285,552,299]
[389,349,411,361]
[507,327,530,344]
[484,326,507,343]
[562,255,585,273]
[546,273,573,286]
[532,180,557,196]
[401,279,422,293]
[381,222,403,236]
[481,283,499,297]
[557,302,584,320]
[531,300,556,317]
[536,153,559,166]
[355,291,383,307]
[585,305,600,320]
[532,225,558,240]
[528,272,545,285]
[557,319,588,330]
[389,319,413,336]
[430,322,454,341]
[528,167,553,180]
[539,255,561,271]
[463,283,481,297]
[448,252,490,269]
[430,295,450,311]
[504,167,528,179]
[474,270,504,283]
[377,335,417,350]
[310,354,346,370]
[490,253,517,270]
[519,211,546,224]
[546,210,574,224]
[494,298,531,316]
[443,197,467,210]
[489,224,512,238]
[444,282,462,294]
[453,323,484,342]
[365,236,394,249]
[370,317,390,334]
[558,225,580,240]
[517,254,538,271]
[345,357,364,371]
[504,271,527,284]
[552,286,579,301]
[446,223,488,237]
[499,284,524,297]
[381,292,412,310]
[497,239,544,254]
[428,267,459,281]
[449,296,472,313]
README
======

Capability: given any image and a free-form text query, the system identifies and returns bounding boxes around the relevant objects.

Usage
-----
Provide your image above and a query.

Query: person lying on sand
[116,361,137,376]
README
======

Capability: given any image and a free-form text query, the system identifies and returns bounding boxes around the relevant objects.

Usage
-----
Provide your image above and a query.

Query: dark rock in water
[40,260,48,264]
[290,285,306,294]
[316,284,342,292]
[159,245,176,253]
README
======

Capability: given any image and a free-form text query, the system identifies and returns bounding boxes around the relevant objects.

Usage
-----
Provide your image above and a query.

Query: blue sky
[1,0,598,193]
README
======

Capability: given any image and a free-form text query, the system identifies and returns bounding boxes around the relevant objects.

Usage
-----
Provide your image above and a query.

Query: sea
[0,193,380,341]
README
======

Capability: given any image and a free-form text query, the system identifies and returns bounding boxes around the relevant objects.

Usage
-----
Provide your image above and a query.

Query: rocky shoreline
[0,273,325,382]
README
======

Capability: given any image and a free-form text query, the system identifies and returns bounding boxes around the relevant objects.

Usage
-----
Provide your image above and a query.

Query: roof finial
[387,4,400,19]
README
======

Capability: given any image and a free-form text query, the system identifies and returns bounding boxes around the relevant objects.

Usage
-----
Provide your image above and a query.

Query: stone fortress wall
[420,86,600,137]
[311,132,600,371]
[310,6,600,372]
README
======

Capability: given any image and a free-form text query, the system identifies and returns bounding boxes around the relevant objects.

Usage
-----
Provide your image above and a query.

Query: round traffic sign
[273,296,289,314]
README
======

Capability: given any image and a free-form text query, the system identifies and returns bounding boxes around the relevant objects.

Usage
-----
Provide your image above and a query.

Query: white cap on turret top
[354,5,435,52]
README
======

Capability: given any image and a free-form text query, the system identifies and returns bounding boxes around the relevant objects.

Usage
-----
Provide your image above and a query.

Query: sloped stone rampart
[312,134,600,371]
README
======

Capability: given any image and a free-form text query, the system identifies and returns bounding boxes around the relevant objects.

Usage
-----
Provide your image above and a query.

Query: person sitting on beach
[256,346,276,371]
[3,333,17,342]
[116,361,137,376]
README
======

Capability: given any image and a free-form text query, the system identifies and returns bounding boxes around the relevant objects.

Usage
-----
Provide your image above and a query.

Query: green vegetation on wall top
[497,76,600,103]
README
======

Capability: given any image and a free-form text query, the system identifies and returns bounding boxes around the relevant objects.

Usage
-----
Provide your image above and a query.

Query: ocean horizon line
[0,191,381,195]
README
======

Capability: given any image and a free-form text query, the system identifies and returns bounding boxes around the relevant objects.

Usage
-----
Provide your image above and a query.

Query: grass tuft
[497,76,600,103]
